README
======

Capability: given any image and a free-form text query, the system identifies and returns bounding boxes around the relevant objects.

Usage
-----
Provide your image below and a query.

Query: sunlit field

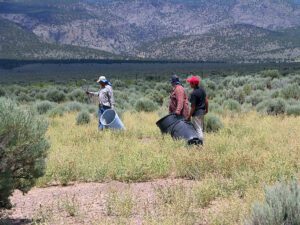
[32,111,300,224]
[1,68,300,224]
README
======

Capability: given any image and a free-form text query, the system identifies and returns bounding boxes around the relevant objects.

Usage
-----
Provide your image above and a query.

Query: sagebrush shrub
[135,98,158,112]
[154,82,171,94]
[223,99,241,112]
[281,84,300,100]
[266,98,286,115]
[0,88,6,97]
[16,93,33,102]
[0,98,49,209]
[76,111,91,125]
[286,105,300,116]
[146,90,165,106]
[245,180,300,225]
[224,87,246,104]
[65,101,83,112]
[35,101,55,114]
[208,102,222,114]
[261,69,281,79]
[48,106,65,117]
[112,79,126,88]
[68,89,88,103]
[204,114,223,133]
[45,89,66,102]
[87,105,98,114]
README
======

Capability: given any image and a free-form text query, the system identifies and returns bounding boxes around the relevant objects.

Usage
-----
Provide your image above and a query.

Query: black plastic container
[156,114,202,145]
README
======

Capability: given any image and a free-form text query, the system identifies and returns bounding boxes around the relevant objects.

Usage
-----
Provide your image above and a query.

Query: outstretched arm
[86,91,99,96]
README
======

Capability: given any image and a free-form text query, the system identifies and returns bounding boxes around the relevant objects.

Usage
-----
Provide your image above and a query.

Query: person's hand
[205,109,208,114]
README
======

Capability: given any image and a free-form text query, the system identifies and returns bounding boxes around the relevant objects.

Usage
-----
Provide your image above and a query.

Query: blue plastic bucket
[100,109,125,130]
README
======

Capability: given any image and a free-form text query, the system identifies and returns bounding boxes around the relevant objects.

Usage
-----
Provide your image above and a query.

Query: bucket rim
[100,109,117,126]
[156,113,184,126]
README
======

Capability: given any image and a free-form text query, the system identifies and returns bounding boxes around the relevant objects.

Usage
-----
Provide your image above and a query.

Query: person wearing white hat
[86,75,115,130]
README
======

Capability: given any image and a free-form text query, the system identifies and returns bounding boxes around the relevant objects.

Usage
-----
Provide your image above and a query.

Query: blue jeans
[98,105,111,130]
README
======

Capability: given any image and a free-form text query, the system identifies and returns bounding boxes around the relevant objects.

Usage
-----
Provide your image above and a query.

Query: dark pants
[98,105,111,130]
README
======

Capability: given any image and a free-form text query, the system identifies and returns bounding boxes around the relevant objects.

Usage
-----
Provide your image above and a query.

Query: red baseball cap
[186,76,200,85]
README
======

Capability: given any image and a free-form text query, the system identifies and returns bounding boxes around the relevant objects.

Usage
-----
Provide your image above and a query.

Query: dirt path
[1,179,205,225]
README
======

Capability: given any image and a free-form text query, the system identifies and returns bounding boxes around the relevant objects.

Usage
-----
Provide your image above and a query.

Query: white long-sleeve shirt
[89,85,115,108]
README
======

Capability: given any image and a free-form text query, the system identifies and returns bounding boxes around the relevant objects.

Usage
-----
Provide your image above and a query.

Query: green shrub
[135,98,158,112]
[245,180,300,225]
[154,82,171,94]
[36,92,46,100]
[266,98,286,115]
[48,106,65,118]
[280,84,300,100]
[76,111,91,125]
[242,103,253,113]
[204,114,223,133]
[243,84,253,95]
[286,105,300,116]
[203,79,217,90]
[225,88,246,104]
[209,102,222,114]
[35,101,55,115]
[112,79,126,88]
[270,90,280,98]
[261,69,281,79]
[86,105,98,114]
[45,89,66,103]
[68,89,88,103]
[229,76,251,88]
[223,99,241,112]
[245,91,265,106]
[146,90,165,106]
[0,98,49,209]
[256,100,269,114]
[16,93,33,102]
[0,88,6,97]
[65,101,83,112]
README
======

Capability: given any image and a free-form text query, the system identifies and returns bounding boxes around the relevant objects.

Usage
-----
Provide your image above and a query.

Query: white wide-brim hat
[96,76,107,83]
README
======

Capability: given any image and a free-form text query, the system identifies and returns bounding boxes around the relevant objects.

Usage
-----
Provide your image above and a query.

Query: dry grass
[34,111,300,224]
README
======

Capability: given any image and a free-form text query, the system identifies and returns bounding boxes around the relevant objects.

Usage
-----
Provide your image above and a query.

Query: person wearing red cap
[186,76,209,142]
[169,74,190,119]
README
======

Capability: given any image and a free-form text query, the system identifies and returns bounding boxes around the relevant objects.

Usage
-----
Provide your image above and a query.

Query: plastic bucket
[100,109,125,130]
[171,120,203,145]
[156,114,202,145]
[156,114,183,133]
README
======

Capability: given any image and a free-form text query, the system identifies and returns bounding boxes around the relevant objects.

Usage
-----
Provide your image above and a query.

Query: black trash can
[156,114,202,145]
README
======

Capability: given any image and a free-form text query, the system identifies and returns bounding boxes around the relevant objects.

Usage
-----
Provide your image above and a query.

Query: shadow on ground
[0,218,32,225]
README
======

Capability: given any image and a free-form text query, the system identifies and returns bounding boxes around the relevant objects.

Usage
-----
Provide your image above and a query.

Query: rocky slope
[0,0,300,61]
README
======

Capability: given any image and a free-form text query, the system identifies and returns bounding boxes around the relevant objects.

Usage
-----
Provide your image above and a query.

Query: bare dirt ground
[1,179,210,225]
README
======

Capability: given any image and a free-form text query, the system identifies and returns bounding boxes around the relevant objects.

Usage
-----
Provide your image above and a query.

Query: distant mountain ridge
[0,0,300,62]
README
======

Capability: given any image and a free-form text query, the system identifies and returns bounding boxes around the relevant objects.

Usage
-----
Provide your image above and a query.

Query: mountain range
[0,0,300,62]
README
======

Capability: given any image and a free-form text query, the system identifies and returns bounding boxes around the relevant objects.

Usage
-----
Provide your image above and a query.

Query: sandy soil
[1,179,202,225]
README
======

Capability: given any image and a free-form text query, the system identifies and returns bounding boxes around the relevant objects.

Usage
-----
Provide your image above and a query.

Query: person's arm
[105,87,114,108]
[175,87,184,115]
[187,92,196,121]
[86,90,99,96]
[188,104,196,121]
[109,89,115,109]
[205,97,209,114]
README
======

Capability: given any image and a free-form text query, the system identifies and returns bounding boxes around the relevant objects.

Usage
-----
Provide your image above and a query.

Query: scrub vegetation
[1,68,300,224]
